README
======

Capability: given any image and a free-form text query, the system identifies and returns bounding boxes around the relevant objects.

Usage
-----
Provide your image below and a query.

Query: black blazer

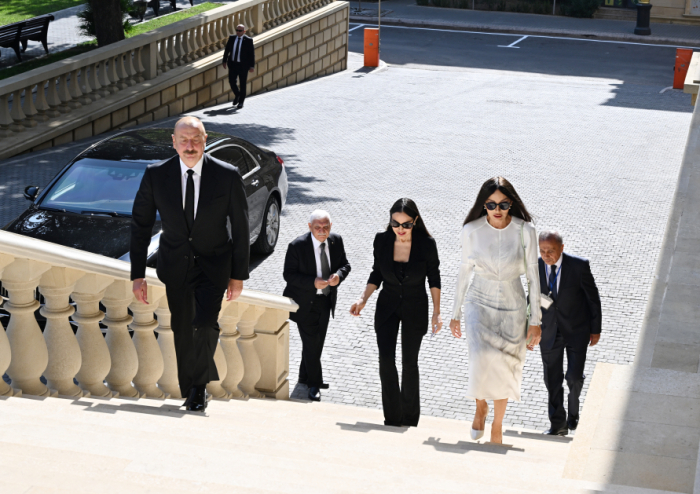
[222,35,255,69]
[368,230,441,330]
[130,154,250,291]
[283,232,351,321]
[538,253,602,351]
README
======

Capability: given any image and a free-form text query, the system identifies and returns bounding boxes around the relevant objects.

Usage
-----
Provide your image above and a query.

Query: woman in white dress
[449,177,542,444]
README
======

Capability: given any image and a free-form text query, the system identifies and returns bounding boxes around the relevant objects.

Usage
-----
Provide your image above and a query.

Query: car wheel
[252,196,280,254]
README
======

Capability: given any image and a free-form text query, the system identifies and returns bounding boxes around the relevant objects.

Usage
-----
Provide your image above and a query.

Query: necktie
[233,37,241,63]
[549,264,558,300]
[185,169,195,231]
[320,243,330,296]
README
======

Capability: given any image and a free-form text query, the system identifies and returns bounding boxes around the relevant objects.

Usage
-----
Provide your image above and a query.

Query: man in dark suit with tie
[130,116,249,412]
[283,210,351,402]
[538,231,602,436]
[222,24,256,110]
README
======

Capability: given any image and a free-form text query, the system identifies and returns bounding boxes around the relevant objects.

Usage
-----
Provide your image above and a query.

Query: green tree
[78,0,134,46]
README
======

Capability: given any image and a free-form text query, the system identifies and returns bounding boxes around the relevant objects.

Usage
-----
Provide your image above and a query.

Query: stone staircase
[0,392,681,493]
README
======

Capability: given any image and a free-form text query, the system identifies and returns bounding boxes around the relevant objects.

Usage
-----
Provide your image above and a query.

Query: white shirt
[231,36,243,63]
[311,235,331,295]
[180,156,204,218]
[545,254,563,294]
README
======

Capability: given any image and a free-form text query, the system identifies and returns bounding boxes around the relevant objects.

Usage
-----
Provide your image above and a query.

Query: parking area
[0,27,692,430]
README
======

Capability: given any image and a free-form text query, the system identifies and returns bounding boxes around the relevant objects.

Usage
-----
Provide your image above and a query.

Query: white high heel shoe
[470,405,489,440]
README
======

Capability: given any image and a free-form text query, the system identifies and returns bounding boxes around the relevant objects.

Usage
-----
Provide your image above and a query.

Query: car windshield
[40,158,149,216]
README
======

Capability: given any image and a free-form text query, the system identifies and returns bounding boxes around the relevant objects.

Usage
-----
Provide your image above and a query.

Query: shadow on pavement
[423,437,525,454]
[337,421,410,433]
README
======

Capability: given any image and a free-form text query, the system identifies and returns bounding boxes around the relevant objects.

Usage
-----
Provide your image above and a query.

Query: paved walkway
[0,0,235,68]
[349,0,700,46]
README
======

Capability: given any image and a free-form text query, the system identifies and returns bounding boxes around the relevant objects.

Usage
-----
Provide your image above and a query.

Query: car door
[209,145,265,242]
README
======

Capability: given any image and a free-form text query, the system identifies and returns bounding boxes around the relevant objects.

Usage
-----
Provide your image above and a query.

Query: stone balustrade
[0,230,297,401]
[0,0,334,151]
[685,52,699,106]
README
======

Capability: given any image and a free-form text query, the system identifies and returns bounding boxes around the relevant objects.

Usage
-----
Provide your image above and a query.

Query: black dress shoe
[567,417,579,431]
[308,387,321,401]
[187,385,208,412]
[543,426,568,436]
[237,103,244,109]
[181,387,196,408]
[232,96,239,106]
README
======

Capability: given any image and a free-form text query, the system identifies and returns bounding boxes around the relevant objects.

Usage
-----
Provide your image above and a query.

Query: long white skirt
[464,275,528,402]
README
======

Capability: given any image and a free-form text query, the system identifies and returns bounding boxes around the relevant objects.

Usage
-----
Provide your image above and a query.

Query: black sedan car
[3,129,288,265]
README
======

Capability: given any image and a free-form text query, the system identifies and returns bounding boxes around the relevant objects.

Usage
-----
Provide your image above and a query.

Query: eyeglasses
[236,29,244,32]
[390,220,415,229]
[484,201,512,211]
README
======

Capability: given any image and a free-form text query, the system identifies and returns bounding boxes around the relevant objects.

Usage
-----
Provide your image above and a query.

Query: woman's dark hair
[386,198,432,237]
[463,176,533,226]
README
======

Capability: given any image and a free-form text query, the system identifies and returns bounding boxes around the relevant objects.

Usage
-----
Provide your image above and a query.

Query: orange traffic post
[674,48,693,90]
[364,28,379,68]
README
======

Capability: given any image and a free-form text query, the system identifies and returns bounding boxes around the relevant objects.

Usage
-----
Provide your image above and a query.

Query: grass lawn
[0,2,223,81]
[0,0,85,26]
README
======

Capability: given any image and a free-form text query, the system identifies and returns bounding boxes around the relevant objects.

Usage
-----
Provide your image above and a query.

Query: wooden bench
[0,14,54,63]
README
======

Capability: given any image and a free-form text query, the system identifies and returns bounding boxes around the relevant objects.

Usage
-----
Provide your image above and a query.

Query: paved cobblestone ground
[0,44,692,431]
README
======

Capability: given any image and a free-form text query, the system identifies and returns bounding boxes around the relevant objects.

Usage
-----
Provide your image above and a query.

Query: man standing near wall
[222,24,256,110]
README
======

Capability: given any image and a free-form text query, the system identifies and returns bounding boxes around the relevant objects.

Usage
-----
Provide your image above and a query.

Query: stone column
[206,340,229,399]
[39,267,85,397]
[254,308,290,399]
[3,258,52,396]
[237,305,266,398]
[155,296,180,399]
[219,301,246,398]
[0,254,17,397]
[102,280,137,397]
[129,285,167,398]
[73,274,114,397]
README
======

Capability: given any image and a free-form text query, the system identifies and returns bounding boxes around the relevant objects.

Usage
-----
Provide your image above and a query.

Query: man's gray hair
[308,209,332,224]
[539,230,563,245]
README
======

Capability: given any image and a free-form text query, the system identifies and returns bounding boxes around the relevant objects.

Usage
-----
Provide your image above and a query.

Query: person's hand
[222,62,227,69]
[590,334,600,347]
[328,273,340,287]
[431,313,443,334]
[227,279,243,301]
[449,319,461,338]
[350,299,366,316]
[526,325,542,350]
[249,68,255,73]
[132,278,148,304]
[314,277,329,290]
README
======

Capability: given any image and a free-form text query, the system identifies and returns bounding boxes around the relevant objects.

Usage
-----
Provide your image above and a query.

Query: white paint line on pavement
[498,35,528,48]
[349,23,365,32]
[659,86,674,93]
[355,24,696,49]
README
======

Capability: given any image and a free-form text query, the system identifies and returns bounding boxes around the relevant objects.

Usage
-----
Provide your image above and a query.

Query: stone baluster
[129,286,167,398]
[134,46,146,83]
[34,80,55,120]
[262,2,274,30]
[39,267,85,397]
[200,25,211,55]
[245,9,256,36]
[83,64,102,102]
[73,274,114,397]
[124,50,138,86]
[254,308,290,399]
[115,54,130,90]
[56,73,77,110]
[0,93,16,137]
[102,280,137,398]
[237,305,266,398]
[183,29,195,63]
[0,254,17,397]
[214,19,224,49]
[159,39,171,73]
[218,301,246,398]
[154,296,180,399]
[166,36,178,69]
[20,85,40,127]
[223,15,233,38]
[172,34,184,66]
[195,26,205,58]
[292,0,303,18]
[272,0,283,26]
[67,69,85,107]
[97,60,113,96]
[10,89,30,129]
[205,302,233,399]
[106,56,121,93]
[46,76,70,114]
[3,258,52,396]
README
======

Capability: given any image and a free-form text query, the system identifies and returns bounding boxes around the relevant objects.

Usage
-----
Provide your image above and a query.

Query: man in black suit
[130,116,249,412]
[222,24,255,110]
[283,210,351,402]
[538,231,602,436]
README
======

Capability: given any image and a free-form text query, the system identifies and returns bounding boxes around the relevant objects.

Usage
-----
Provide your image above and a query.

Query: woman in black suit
[350,198,442,427]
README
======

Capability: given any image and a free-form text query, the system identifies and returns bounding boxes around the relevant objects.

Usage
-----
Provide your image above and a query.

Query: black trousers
[375,308,425,427]
[540,331,588,430]
[227,62,249,105]
[165,263,223,398]
[297,294,331,388]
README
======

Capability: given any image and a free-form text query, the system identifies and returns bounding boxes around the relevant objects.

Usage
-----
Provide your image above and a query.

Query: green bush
[78,0,134,39]
[560,0,599,17]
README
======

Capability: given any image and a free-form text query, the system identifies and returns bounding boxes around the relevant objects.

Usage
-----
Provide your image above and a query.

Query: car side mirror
[24,185,39,201]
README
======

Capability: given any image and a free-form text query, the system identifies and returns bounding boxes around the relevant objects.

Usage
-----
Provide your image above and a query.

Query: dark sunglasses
[390,220,415,229]
[484,201,512,211]
[236,29,244,32]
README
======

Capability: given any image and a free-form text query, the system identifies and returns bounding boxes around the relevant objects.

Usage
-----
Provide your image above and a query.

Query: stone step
[0,394,674,493]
